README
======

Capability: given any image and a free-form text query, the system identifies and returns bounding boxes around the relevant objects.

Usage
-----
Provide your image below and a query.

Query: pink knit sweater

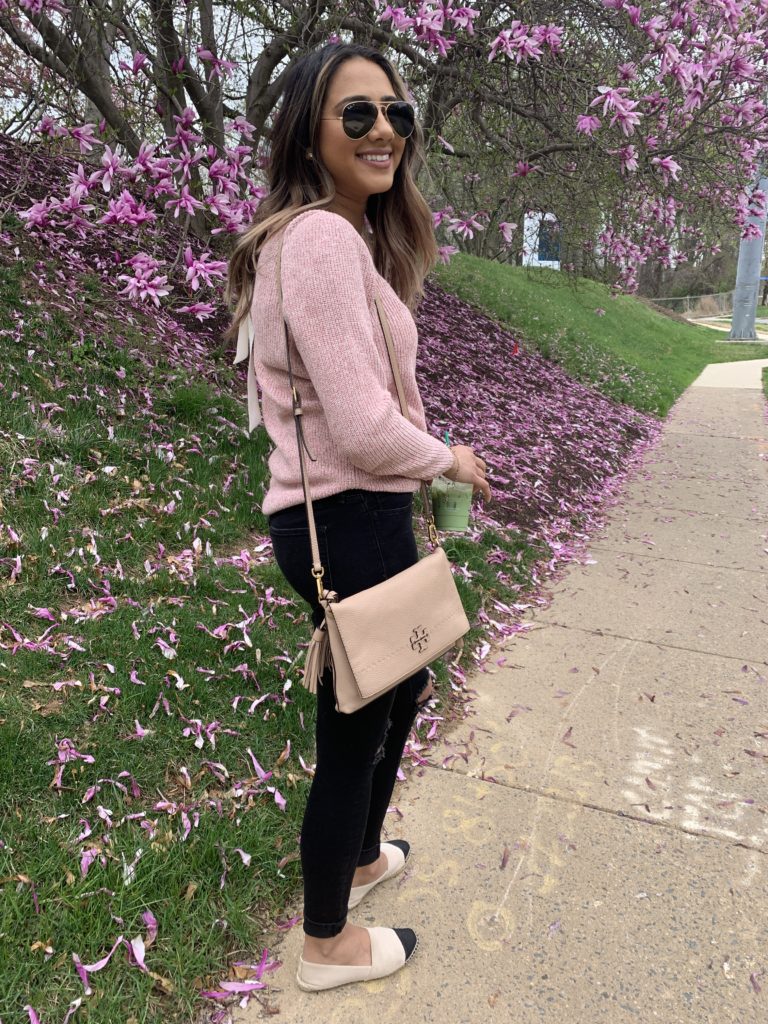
[245,210,455,516]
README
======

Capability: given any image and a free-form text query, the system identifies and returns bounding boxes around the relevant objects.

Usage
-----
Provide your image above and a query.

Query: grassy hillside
[432,255,768,417]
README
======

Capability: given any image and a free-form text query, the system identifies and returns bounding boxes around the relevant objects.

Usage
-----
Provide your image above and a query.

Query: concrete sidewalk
[241,361,768,1024]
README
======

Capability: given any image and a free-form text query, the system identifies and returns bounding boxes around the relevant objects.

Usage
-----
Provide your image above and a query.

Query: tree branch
[3,7,141,152]
[244,31,294,142]
[0,14,70,81]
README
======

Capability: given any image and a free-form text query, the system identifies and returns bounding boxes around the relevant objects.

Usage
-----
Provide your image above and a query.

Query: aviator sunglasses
[322,100,416,140]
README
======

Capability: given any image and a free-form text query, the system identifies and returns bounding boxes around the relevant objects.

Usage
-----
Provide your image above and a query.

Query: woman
[226,42,490,992]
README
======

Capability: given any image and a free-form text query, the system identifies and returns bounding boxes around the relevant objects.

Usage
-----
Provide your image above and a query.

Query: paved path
[240,361,768,1024]
[690,320,768,342]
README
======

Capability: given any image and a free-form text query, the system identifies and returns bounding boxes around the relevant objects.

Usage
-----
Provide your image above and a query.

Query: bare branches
[3,5,142,152]
[0,13,70,81]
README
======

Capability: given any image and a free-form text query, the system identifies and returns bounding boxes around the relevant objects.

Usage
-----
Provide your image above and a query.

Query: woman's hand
[445,445,491,502]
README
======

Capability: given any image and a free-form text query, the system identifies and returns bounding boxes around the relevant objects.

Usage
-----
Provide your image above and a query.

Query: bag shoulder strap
[274,234,439,600]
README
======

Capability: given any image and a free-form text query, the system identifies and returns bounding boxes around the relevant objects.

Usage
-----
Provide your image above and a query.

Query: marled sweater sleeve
[281,213,454,480]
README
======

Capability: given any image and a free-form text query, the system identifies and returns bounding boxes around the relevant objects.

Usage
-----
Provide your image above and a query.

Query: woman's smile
[356,150,393,169]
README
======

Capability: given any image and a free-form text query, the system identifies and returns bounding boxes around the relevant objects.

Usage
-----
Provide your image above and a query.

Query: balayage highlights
[225,43,437,338]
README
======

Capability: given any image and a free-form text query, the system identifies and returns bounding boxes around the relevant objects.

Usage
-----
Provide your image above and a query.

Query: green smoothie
[430,476,473,532]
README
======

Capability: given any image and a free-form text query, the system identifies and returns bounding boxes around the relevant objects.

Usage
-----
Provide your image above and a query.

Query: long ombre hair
[225,43,437,339]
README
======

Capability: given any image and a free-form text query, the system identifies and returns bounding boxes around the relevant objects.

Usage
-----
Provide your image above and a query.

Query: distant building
[522,211,560,269]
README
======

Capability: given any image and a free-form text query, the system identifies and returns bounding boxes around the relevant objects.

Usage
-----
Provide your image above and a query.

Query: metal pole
[729,171,768,340]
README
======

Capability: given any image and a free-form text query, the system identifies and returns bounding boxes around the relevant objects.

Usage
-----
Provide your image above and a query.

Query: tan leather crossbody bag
[275,236,470,714]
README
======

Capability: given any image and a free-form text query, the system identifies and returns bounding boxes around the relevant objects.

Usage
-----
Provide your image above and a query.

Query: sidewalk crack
[539,622,768,666]
[423,762,768,857]
[587,544,768,575]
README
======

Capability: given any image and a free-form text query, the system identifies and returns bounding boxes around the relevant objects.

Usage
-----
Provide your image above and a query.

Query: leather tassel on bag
[303,622,332,694]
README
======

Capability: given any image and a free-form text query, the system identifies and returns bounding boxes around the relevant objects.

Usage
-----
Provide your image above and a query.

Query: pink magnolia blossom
[617,62,637,81]
[177,302,216,321]
[536,23,564,51]
[19,199,54,229]
[749,189,766,218]
[377,5,415,31]
[576,114,601,136]
[610,100,642,135]
[196,47,238,81]
[512,161,541,177]
[226,115,256,138]
[432,206,454,228]
[741,221,764,240]
[68,123,98,154]
[446,213,486,240]
[37,115,67,138]
[498,221,517,244]
[183,247,227,290]
[641,14,665,42]
[125,141,158,180]
[650,155,682,183]
[68,162,103,197]
[489,22,545,63]
[166,185,205,219]
[46,737,95,789]
[173,147,205,182]
[118,253,171,306]
[100,190,156,227]
[118,51,149,74]
[450,6,479,34]
[617,144,639,173]
[590,85,631,116]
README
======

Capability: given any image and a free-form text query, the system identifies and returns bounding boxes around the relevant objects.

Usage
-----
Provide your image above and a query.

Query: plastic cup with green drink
[430,431,474,532]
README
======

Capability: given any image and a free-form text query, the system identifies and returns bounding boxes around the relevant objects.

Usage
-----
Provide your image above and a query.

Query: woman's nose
[368,108,394,141]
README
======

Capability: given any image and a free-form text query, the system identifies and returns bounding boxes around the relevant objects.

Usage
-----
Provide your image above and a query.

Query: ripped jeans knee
[370,672,435,767]
[372,714,393,767]
[415,672,435,710]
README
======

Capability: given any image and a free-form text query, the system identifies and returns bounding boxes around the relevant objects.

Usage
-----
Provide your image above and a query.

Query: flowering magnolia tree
[1,0,767,309]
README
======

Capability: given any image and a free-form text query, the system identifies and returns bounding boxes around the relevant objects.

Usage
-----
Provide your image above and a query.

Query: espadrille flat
[348,840,410,910]
[296,927,418,992]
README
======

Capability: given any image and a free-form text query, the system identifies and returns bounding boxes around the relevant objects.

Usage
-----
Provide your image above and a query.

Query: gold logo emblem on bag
[409,626,429,654]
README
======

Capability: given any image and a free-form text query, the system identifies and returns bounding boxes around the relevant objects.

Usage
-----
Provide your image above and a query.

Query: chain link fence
[651,291,734,318]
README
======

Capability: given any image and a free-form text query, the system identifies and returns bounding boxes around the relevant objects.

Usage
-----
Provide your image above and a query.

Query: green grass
[432,255,768,417]
[0,254,545,1023]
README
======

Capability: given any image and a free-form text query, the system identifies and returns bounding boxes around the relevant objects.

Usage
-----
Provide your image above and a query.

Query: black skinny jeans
[268,489,432,939]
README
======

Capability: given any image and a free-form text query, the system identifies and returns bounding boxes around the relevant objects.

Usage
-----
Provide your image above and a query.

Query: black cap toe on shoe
[393,927,418,962]
[389,839,410,860]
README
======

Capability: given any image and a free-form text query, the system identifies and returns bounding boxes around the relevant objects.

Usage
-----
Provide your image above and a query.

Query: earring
[306,150,313,160]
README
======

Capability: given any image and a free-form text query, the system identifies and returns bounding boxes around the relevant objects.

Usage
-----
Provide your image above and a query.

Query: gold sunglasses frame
[320,100,416,140]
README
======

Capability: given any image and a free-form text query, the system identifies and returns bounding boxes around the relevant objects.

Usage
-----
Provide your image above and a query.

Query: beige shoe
[348,840,410,910]
[296,927,418,992]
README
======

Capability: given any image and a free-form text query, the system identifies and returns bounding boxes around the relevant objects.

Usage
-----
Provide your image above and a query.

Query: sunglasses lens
[342,102,377,139]
[340,101,416,140]
[387,102,415,138]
